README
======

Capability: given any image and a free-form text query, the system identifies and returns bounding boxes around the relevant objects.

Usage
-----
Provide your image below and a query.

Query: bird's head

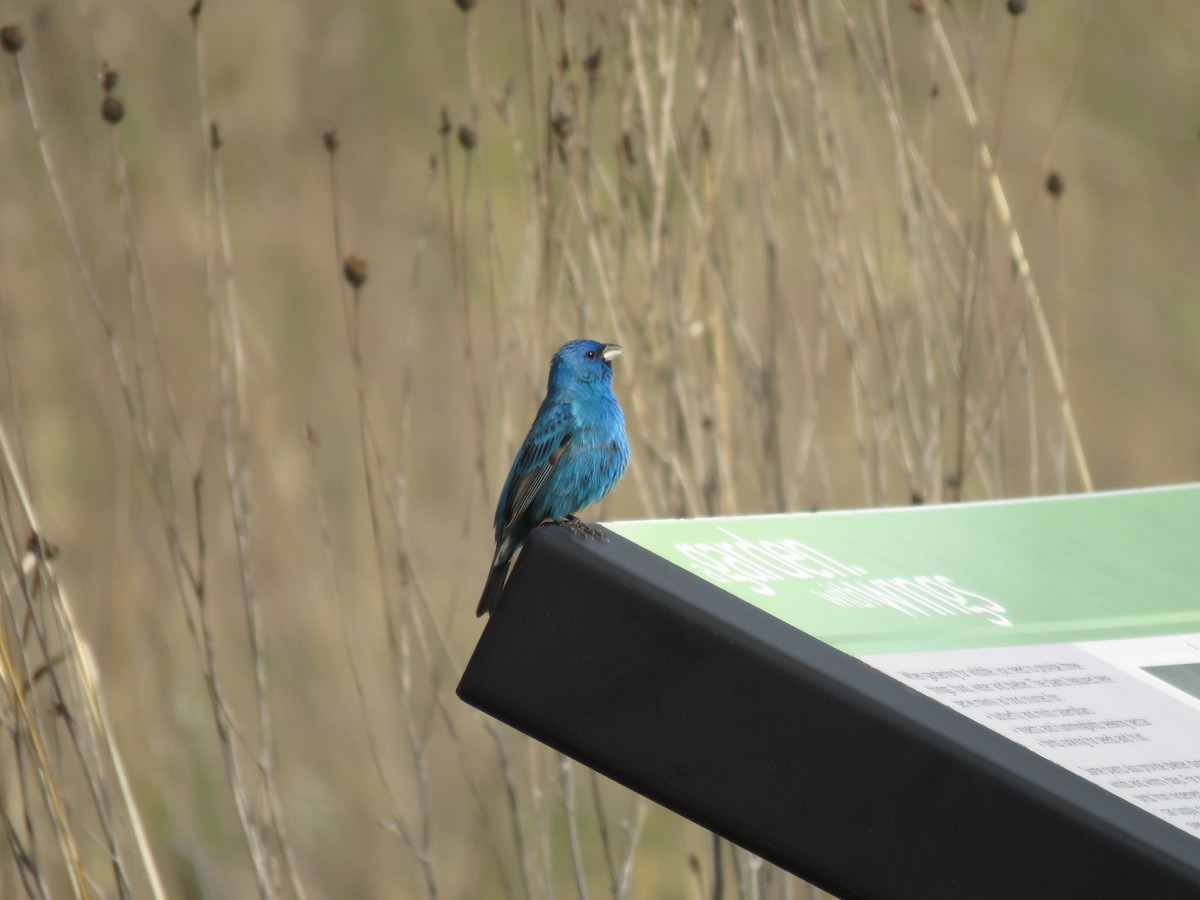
[548,339,623,390]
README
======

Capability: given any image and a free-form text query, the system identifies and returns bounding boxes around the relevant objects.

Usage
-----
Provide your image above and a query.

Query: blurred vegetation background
[0,1,1198,897]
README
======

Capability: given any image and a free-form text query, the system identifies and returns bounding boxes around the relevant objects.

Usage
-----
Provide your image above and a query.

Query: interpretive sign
[609,484,1200,840]
[459,485,1200,899]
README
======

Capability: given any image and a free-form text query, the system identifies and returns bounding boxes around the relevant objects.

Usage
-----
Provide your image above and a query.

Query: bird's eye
[585,350,596,359]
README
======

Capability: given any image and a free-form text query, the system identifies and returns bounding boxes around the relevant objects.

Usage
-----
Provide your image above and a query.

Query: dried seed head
[457,124,477,150]
[26,532,60,560]
[439,106,451,137]
[303,424,321,446]
[1006,0,1028,15]
[584,46,604,80]
[454,0,477,11]
[210,121,223,150]
[1,23,24,54]
[101,95,125,124]
[189,0,203,21]
[911,491,925,505]
[343,254,368,288]
[1045,169,1064,198]
[322,128,341,154]
[550,109,572,143]
[99,62,119,92]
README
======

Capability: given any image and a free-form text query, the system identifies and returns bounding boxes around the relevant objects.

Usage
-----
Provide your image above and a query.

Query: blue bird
[477,339,630,617]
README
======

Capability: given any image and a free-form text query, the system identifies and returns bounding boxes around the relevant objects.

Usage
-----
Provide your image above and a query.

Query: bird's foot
[553,515,607,541]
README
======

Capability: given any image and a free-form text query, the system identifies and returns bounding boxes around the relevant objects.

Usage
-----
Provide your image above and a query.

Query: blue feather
[477,339,630,616]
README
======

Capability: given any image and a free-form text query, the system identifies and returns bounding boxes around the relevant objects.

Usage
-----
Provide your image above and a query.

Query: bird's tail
[476,559,509,617]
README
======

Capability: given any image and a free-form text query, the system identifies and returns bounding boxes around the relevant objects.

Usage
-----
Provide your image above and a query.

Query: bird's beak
[601,344,623,362]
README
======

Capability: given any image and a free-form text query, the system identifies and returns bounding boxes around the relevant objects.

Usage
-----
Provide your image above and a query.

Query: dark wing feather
[495,404,573,533]
[505,432,571,529]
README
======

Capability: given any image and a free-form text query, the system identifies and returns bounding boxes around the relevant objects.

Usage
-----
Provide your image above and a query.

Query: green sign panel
[607,485,1200,656]
[613,486,1200,840]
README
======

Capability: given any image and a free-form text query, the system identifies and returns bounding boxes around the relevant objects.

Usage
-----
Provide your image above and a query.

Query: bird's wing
[500,407,573,531]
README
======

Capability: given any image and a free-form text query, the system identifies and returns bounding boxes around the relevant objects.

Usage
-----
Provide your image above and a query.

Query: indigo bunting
[477,339,630,617]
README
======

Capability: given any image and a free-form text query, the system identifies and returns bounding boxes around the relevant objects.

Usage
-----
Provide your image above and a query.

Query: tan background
[1,1,1197,897]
